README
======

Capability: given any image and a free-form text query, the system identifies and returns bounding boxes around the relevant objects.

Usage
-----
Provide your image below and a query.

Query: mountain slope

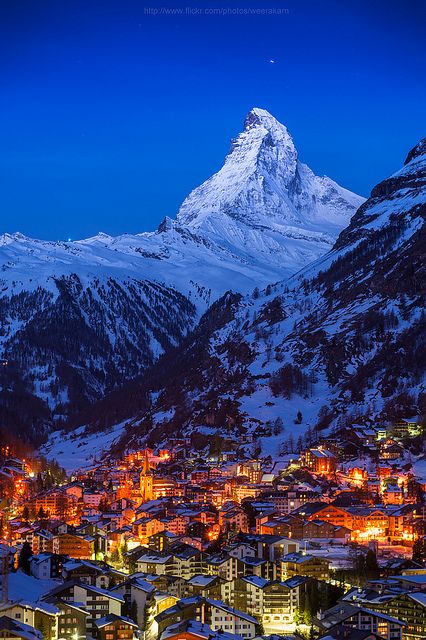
[49,136,425,469]
[0,108,364,443]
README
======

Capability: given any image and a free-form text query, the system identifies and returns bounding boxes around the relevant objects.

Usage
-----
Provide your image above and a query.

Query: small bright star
[269,59,276,64]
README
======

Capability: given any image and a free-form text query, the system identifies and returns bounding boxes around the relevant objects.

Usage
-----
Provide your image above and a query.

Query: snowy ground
[7,571,60,603]
[40,421,128,474]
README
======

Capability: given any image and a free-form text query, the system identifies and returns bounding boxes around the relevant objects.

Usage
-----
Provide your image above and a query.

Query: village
[0,417,425,640]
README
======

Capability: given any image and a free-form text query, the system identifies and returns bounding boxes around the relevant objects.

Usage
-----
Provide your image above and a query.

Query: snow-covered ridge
[176,107,364,237]
[0,109,366,439]
[0,108,364,300]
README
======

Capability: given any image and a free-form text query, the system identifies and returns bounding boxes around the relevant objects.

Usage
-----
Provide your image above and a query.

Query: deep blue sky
[0,0,425,240]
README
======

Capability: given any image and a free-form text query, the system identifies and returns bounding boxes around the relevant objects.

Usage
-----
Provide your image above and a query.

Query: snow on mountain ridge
[176,107,364,237]
[0,108,364,300]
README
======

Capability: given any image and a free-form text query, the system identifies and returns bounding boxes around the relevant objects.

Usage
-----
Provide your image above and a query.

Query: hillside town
[0,417,425,640]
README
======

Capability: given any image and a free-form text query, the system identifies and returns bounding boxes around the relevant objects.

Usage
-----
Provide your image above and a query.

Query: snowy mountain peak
[0,231,29,245]
[243,107,290,133]
[405,136,426,166]
[228,107,297,176]
[157,216,175,233]
[176,108,364,241]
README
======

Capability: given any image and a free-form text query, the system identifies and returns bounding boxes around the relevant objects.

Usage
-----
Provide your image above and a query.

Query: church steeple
[142,448,151,475]
[140,449,153,503]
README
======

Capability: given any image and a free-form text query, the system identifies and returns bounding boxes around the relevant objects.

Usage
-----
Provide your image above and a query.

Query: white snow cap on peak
[244,107,286,131]
[176,107,364,234]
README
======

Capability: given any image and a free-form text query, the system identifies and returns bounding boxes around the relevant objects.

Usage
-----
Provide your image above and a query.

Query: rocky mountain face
[175,108,364,276]
[0,109,363,445]
[55,136,425,469]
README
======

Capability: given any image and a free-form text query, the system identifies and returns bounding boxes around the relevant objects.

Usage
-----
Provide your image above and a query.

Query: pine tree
[37,506,48,524]
[294,606,304,625]
[18,541,32,575]
[273,417,284,435]
[412,538,425,564]
[365,549,379,580]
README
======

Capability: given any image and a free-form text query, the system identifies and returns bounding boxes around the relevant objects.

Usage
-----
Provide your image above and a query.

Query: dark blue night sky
[0,0,425,240]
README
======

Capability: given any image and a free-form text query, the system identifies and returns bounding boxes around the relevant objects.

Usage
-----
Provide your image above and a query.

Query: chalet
[29,552,67,579]
[223,542,257,560]
[264,488,320,515]
[93,613,138,640]
[377,591,426,640]
[0,602,59,639]
[318,627,389,640]
[346,507,388,541]
[154,596,206,636]
[240,534,300,563]
[0,616,41,640]
[44,598,89,640]
[190,468,210,484]
[380,440,404,461]
[205,554,242,581]
[382,484,403,505]
[31,489,78,520]
[148,530,178,551]
[132,516,165,543]
[31,531,53,555]
[392,417,422,440]
[280,552,330,580]
[222,575,299,626]
[62,558,115,589]
[259,515,349,541]
[300,448,337,475]
[313,602,405,640]
[52,533,94,559]
[240,556,273,580]
[145,574,188,599]
[159,620,240,640]
[63,482,84,500]
[366,479,381,494]
[220,508,249,533]
[207,598,258,639]
[42,580,124,635]
[167,544,205,580]
[135,550,173,575]
[186,575,223,599]
[292,503,354,530]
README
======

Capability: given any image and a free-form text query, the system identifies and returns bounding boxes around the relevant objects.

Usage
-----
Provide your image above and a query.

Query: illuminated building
[140,450,154,503]
[314,602,405,640]
[52,532,94,559]
[300,447,337,475]
[280,551,330,580]
[93,613,138,640]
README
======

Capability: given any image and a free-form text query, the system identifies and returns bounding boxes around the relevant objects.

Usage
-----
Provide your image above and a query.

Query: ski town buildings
[0,417,425,640]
